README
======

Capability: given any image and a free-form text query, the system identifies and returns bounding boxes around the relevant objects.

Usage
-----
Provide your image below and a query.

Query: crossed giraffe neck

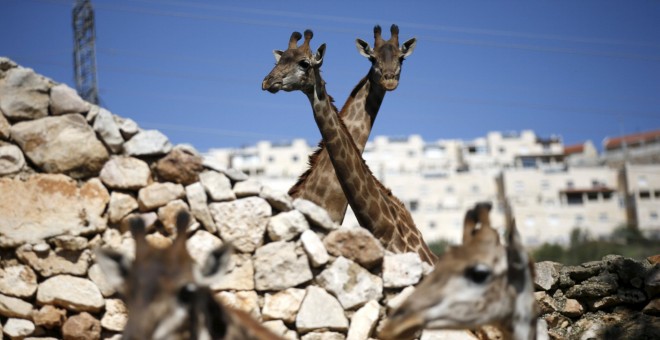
[96,212,282,340]
[287,25,416,225]
[380,203,538,340]
[262,29,437,265]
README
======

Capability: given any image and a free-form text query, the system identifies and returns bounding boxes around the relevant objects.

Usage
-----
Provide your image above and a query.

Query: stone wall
[1,57,658,340]
[0,58,475,340]
[533,256,659,339]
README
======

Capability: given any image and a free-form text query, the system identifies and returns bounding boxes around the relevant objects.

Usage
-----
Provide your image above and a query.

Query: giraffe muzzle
[262,78,282,93]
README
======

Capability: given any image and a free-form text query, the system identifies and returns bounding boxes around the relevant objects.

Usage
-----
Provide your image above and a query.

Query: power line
[125,0,660,49]
[27,0,660,63]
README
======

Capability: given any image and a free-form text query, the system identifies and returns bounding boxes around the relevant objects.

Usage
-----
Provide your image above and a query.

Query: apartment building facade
[206,129,659,246]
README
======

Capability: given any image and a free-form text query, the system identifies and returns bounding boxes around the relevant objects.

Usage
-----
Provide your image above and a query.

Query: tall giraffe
[262,30,437,264]
[96,212,283,340]
[380,203,539,340]
[284,25,416,224]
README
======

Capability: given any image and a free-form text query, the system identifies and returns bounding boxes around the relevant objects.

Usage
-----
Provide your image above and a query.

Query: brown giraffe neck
[305,67,437,265]
[289,69,386,224]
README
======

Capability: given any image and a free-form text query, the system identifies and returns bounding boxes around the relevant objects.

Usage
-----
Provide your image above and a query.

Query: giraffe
[95,211,283,340]
[379,202,539,340]
[261,30,437,265]
[285,24,416,224]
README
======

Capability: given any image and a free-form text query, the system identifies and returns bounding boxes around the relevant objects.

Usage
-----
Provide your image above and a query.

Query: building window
[575,214,584,224]
[446,186,454,193]
[651,212,659,220]
[640,191,651,199]
[599,213,608,222]
[428,221,437,229]
[407,150,416,157]
[499,147,506,154]
[471,185,480,193]
[566,180,574,189]
[603,192,613,200]
[268,156,275,163]
[566,193,583,205]
[292,155,299,162]
[541,180,550,190]
[521,157,536,168]
[655,190,660,199]
[409,200,419,212]
[638,176,648,187]
[587,192,598,201]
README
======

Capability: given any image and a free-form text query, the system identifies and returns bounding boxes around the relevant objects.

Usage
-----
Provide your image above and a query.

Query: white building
[622,164,660,238]
[499,167,625,246]
[205,129,658,246]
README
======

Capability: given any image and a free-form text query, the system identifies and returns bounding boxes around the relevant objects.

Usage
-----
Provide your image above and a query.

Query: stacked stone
[533,255,660,339]
[0,57,449,340]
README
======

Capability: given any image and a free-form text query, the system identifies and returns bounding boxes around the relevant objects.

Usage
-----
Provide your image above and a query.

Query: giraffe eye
[177,284,196,302]
[298,60,310,69]
[464,264,491,284]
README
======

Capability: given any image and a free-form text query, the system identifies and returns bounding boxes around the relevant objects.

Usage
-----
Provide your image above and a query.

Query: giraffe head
[380,202,537,340]
[262,29,326,94]
[356,24,416,91]
[96,211,232,339]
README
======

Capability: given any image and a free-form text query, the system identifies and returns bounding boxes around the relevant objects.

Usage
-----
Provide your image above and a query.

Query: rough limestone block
[296,286,348,333]
[346,300,380,340]
[36,275,105,312]
[210,197,271,253]
[382,253,424,288]
[263,288,306,323]
[300,230,329,267]
[99,156,151,190]
[254,241,312,291]
[316,257,383,310]
[267,210,310,241]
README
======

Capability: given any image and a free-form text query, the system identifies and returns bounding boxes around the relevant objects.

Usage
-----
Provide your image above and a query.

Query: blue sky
[4,0,660,152]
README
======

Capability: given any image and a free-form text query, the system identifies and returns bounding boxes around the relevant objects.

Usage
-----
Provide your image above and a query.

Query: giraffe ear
[95,248,131,294]
[313,43,326,66]
[356,39,373,59]
[401,38,416,59]
[194,244,233,286]
[273,50,284,63]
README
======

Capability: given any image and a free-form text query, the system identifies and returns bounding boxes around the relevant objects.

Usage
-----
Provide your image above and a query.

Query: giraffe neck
[288,69,386,224]
[305,67,437,265]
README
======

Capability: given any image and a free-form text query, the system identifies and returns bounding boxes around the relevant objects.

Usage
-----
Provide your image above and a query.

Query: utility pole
[72,0,99,104]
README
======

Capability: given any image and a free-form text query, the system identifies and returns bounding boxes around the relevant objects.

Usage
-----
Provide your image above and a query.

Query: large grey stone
[535,261,562,291]
[293,198,337,230]
[49,83,90,115]
[200,170,235,202]
[137,182,185,211]
[0,67,49,121]
[382,253,424,288]
[10,114,109,178]
[88,263,116,297]
[565,272,619,298]
[300,230,329,267]
[118,117,139,139]
[108,191,138,224]
[210,254,254,291]
[123,129,172,157]
[93,108,124,153]
[99,156,151,190]
[263,288,306,323]
[16,244,92,277]
[296,286,348,333]
[0,112,10,139]
[36,275,105,312]
[100,299,128,332]
[62,312,102,340]
[254,241,313,291]
[155,146,203,185]
[0,264,38,298]
[0,144,25,175]
[0,293,33,318]
[260,186,293,212]
[268,210,310,241]
[316,257,383,310]
[186,182,216,233]
[210,197,271,253]
[233,179,262,198]
[186,230,224,267]
[3,318,35,339]
[324,227,384,269]
[346,300,380,340]
[0,175,108,247]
